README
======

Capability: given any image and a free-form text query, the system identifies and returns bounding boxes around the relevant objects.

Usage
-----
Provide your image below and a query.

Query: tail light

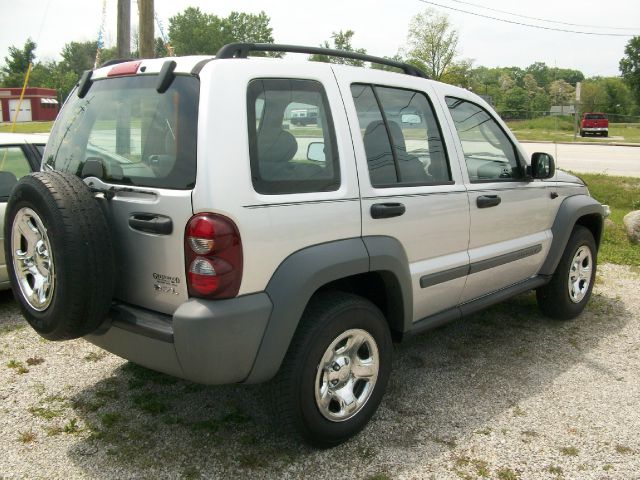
[184,213,243,299]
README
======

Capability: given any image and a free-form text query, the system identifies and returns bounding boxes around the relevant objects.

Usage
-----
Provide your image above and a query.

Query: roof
[0,132,49,145]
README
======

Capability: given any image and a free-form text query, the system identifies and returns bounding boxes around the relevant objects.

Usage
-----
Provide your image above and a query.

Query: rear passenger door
[334,69,470,321]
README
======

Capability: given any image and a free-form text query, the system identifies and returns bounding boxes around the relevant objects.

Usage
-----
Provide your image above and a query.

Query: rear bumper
[85,293,273,385]
[581,127,608,132]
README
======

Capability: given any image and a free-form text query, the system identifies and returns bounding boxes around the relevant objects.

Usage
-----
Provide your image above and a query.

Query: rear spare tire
[3,171,115,340]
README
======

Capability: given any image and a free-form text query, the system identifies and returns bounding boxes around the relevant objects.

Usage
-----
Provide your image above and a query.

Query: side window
[247,78,340,195]
[351,84,450,188]
[0,147,31,199]
[445,97,522,182]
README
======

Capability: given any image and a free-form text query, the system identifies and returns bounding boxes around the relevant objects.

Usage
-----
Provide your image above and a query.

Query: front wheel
[274,292,392,447]
[536,226,597,320]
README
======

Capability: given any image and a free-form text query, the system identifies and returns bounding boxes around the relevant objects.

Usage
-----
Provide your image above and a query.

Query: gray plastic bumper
[86,293,273,385]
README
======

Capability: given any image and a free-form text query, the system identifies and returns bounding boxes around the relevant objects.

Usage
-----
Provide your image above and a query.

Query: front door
[442,95,554,302]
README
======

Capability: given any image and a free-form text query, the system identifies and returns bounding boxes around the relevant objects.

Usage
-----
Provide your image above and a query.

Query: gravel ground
[1,263,639,480]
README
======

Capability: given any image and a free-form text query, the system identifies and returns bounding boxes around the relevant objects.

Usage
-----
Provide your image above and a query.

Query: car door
[334,68,470,321]
[440,92,555,303]
[0,144,37,287]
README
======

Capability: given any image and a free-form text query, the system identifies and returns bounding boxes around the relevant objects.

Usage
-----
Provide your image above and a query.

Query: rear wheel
[580,130,585,137]
[274,292,392,447]
[536,226,596,320]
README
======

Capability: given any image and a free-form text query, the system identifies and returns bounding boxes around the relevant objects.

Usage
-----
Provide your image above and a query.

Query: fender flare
[244,236,412,383]
[539,194,604,276]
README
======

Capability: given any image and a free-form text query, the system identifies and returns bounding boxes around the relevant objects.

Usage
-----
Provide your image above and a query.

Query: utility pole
[117,0,131,59]
[138,0,154,59]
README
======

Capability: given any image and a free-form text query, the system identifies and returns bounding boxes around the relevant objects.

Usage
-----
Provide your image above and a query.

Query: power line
[416,0,640,37]
[446,0,640,30]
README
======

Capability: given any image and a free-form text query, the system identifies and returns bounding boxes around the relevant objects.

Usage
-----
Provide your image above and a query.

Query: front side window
[247,78,340,195]
[445,97,522,182]
[44,75,199,189]
[351,84,450,188]
[0,146,31,199]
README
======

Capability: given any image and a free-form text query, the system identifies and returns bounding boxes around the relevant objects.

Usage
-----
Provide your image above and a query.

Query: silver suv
[3,43,605,447]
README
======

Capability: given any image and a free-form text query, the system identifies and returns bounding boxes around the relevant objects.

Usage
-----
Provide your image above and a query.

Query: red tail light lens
[184,214,243,299]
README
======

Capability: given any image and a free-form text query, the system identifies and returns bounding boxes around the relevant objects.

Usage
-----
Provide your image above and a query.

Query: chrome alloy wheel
[11,207,55,311]
[315,329,379,422]
[568,245,592,304]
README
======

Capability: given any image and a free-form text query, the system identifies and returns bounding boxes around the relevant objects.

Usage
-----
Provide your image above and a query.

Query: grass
[507,118,640,143]
[7,359,29,374]
[575,173,640,266]
[18,430,37,443]
[560,446,579,456]
[0,121,53,134]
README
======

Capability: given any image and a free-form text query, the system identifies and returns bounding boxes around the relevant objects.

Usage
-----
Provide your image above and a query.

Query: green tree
[0,38,37,87]
[440,59,474,88]
[155,37,169,58]
[222,11,274,47]
[309,30,367,66]
[168,7,275,56]
[498,86,528,118]
[549,79,575,106]
[523,73,549,114]
[168,7,225,55]
[525,62,550,87]
[620,36,640,107]
[404,8,458,80]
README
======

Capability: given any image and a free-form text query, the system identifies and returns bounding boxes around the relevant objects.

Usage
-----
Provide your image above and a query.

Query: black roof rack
[214,43,429,79]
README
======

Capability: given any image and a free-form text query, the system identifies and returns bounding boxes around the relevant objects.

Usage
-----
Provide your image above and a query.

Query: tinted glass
[351,84,450,187]
[0,146,31,198]
[585,113,606,120]
[445,97,522,182]
[375,86,450,184]
[247,78,340,195]
[351,84,397,186]
[44,75,199,189]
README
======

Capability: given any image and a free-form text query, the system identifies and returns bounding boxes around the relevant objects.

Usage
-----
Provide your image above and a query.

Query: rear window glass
[585,114,606,120]
[44,75,199,189]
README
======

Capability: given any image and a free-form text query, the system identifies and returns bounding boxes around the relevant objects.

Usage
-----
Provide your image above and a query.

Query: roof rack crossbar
[214,43,429,79]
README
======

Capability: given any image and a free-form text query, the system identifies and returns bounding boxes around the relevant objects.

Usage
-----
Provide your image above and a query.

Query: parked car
[0,133,47,290]
[580,112,609,137]
[3,44,606,447]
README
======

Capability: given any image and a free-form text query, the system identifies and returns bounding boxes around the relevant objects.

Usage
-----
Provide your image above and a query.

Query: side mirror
[307,142,326,162]
[0,171,18,198]
[401,113,421,125]
[530,152,555,179]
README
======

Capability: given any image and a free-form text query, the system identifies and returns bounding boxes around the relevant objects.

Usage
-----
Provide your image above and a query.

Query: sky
[1,0,639,78]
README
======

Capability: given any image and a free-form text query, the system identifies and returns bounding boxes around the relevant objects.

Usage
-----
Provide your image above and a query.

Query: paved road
[521,142,640,177]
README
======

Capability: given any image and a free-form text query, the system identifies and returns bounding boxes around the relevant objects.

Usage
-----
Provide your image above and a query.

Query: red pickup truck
[580,113,608,137]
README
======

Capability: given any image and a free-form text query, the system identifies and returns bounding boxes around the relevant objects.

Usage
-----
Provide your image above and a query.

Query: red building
[0,87,59,123]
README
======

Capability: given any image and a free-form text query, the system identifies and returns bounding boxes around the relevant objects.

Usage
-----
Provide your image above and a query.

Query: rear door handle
[476,195,501,208]
[371,203,406,219]
[129,213,173,235]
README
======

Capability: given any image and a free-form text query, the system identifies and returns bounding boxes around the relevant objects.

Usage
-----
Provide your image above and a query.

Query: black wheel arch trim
[539,194,604,276]
[243,236,412,384]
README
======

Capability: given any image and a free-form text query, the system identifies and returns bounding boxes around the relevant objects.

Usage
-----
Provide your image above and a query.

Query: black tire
[580,130,585,137]
[4,171,115,340]
[536,226,597,320]
[603,131,608,138]
[274,292,392,447]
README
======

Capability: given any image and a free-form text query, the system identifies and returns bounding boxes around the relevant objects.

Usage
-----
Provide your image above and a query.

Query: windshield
[44,75,199,189]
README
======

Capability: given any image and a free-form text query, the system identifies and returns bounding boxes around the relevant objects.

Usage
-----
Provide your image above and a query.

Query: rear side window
[585,113,606,120]
[44,75,199,189]
[445,97,522,182]
[350,84,450,188]
[247,78,340,195]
